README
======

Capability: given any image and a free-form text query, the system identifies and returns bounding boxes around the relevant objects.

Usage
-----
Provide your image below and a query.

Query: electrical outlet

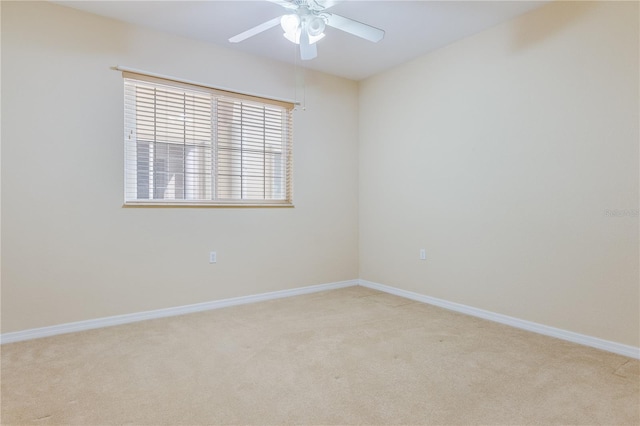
[209,251,217,263]
[419,249,426,260]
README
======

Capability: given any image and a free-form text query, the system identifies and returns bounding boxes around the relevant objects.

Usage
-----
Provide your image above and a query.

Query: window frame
[122,71,294,208]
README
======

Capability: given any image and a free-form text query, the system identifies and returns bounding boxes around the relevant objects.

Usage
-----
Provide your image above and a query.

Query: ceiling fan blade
[325,13,385,43]
[317,0,340,10]
[265,0,298,10]
[229,16,282,43]
[299,29,317,60]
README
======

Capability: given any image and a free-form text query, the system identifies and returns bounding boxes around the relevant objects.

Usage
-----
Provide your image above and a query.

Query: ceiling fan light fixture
[283,30,300,44]
[310,32,325,44]
[307,16,326,37]
[283,30,325,45]
[280,14,300,34]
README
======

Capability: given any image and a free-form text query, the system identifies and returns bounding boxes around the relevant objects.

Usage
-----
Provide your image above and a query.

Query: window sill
[123,201,294,208]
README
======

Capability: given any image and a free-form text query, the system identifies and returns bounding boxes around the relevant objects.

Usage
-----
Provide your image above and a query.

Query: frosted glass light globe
[280,14,300,34]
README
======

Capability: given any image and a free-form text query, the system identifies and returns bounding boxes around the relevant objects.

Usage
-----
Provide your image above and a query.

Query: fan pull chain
[293,42,307,111]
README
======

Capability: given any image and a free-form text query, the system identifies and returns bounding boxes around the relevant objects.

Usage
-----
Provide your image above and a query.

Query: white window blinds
[123,73,293,206]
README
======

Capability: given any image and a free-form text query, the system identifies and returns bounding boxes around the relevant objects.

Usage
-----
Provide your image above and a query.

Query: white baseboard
[4,278,638,360]
[0,279,359,344]
[359,279,640,360]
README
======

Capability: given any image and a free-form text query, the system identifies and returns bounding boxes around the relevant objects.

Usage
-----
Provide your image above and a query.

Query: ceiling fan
[229,0,385,61]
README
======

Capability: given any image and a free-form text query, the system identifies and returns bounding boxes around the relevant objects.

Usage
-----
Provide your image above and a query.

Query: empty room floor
[2,286,639,425]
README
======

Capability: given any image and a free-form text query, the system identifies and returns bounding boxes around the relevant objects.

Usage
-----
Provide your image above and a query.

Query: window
[123,72,293,206]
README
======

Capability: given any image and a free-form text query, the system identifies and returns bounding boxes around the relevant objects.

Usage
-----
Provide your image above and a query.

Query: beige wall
[1,1,359,332]
[2,1,638,349]
[359,1,639,346]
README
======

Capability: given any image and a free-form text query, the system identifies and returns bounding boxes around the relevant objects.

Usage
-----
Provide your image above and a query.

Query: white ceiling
[54,0,547,81]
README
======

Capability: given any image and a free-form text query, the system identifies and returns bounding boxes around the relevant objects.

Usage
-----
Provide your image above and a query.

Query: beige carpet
[1,286,639,425]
